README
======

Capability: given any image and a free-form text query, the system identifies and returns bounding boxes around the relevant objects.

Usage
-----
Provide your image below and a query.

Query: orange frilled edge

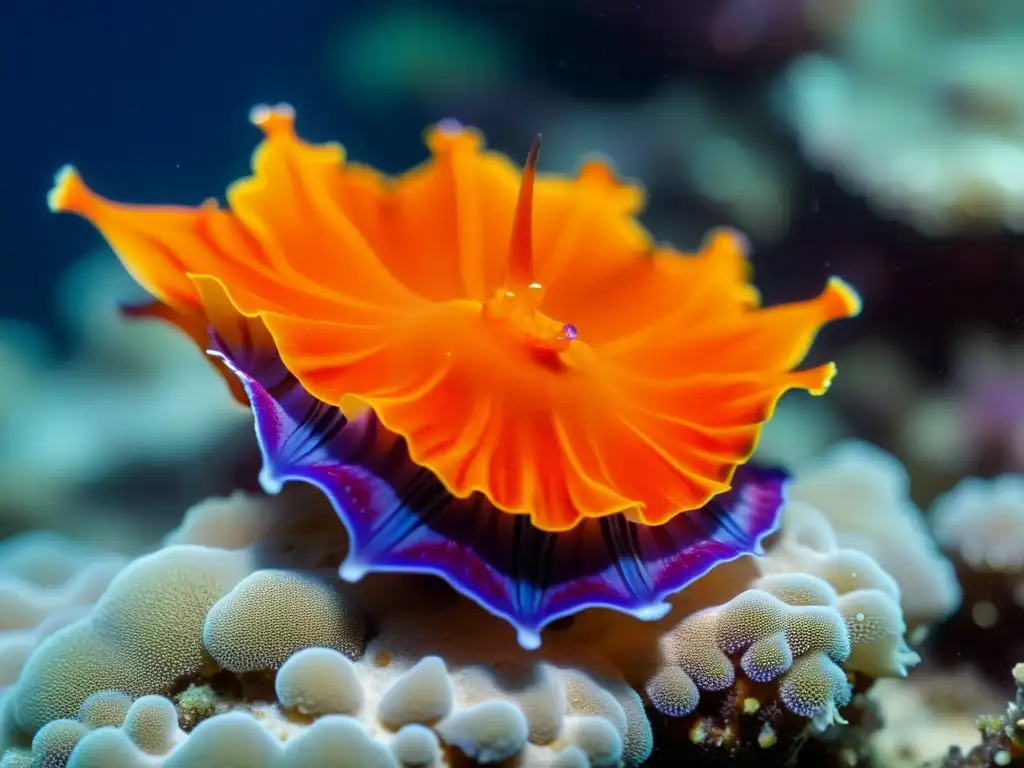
[48,104,861,533]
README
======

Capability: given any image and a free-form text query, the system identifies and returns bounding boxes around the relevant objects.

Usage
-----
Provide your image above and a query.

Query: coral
[76,692,132,731]
[787,440,962,627]
[162,492,278,550]
[937,663,1024,767]
[435,700,529,763]
[929,475,1024,684]
[0,480,920,767]
[0,533,127,696]
[121,695,179,755]
[203,569,366,672]
[391,723,439,766]
[0,492,655,766]
[642,500,918,764]
[11,545,253,733]
[4,644,650,767]
[275,648,364,717]
[358,622,656,767]
[780,0,1024,235]
[173,685,218,730]
[868,667,1006,767]
[29,720,90,767]
[933,475,1024,573]
[377,657,452,728]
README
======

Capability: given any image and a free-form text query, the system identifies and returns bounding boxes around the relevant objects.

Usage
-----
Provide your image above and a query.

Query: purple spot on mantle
[562,323,578,341]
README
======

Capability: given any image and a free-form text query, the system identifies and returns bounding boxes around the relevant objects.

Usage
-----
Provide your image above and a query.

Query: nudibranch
[48,104,860,648]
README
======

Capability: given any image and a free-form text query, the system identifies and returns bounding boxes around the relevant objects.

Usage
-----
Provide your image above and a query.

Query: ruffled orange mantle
[49,104,860,532]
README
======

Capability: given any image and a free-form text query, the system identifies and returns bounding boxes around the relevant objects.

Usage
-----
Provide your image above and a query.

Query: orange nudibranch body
[48,103,861,533]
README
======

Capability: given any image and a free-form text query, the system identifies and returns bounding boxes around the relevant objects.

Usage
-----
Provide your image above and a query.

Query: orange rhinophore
[48,104,860,535]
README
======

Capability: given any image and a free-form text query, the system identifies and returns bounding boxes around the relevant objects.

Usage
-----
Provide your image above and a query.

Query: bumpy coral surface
[0,533,127,697]
[929,475,1024,685]
[788,440,962,627]
[938,663,1024,767]
[640,500,918,764]
[0,475,919,767]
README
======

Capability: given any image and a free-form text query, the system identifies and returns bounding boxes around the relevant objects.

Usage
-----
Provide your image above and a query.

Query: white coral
[787,440,962,625]
[1,473,922,767]
[932,474,1024,572]
[648,501,919,731]
[780,0,1024,235]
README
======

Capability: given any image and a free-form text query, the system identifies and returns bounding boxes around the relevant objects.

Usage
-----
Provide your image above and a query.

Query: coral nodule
[0,486,919,767]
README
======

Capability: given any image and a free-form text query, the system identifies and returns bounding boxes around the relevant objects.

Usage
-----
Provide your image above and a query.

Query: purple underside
[208,325,788,650]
